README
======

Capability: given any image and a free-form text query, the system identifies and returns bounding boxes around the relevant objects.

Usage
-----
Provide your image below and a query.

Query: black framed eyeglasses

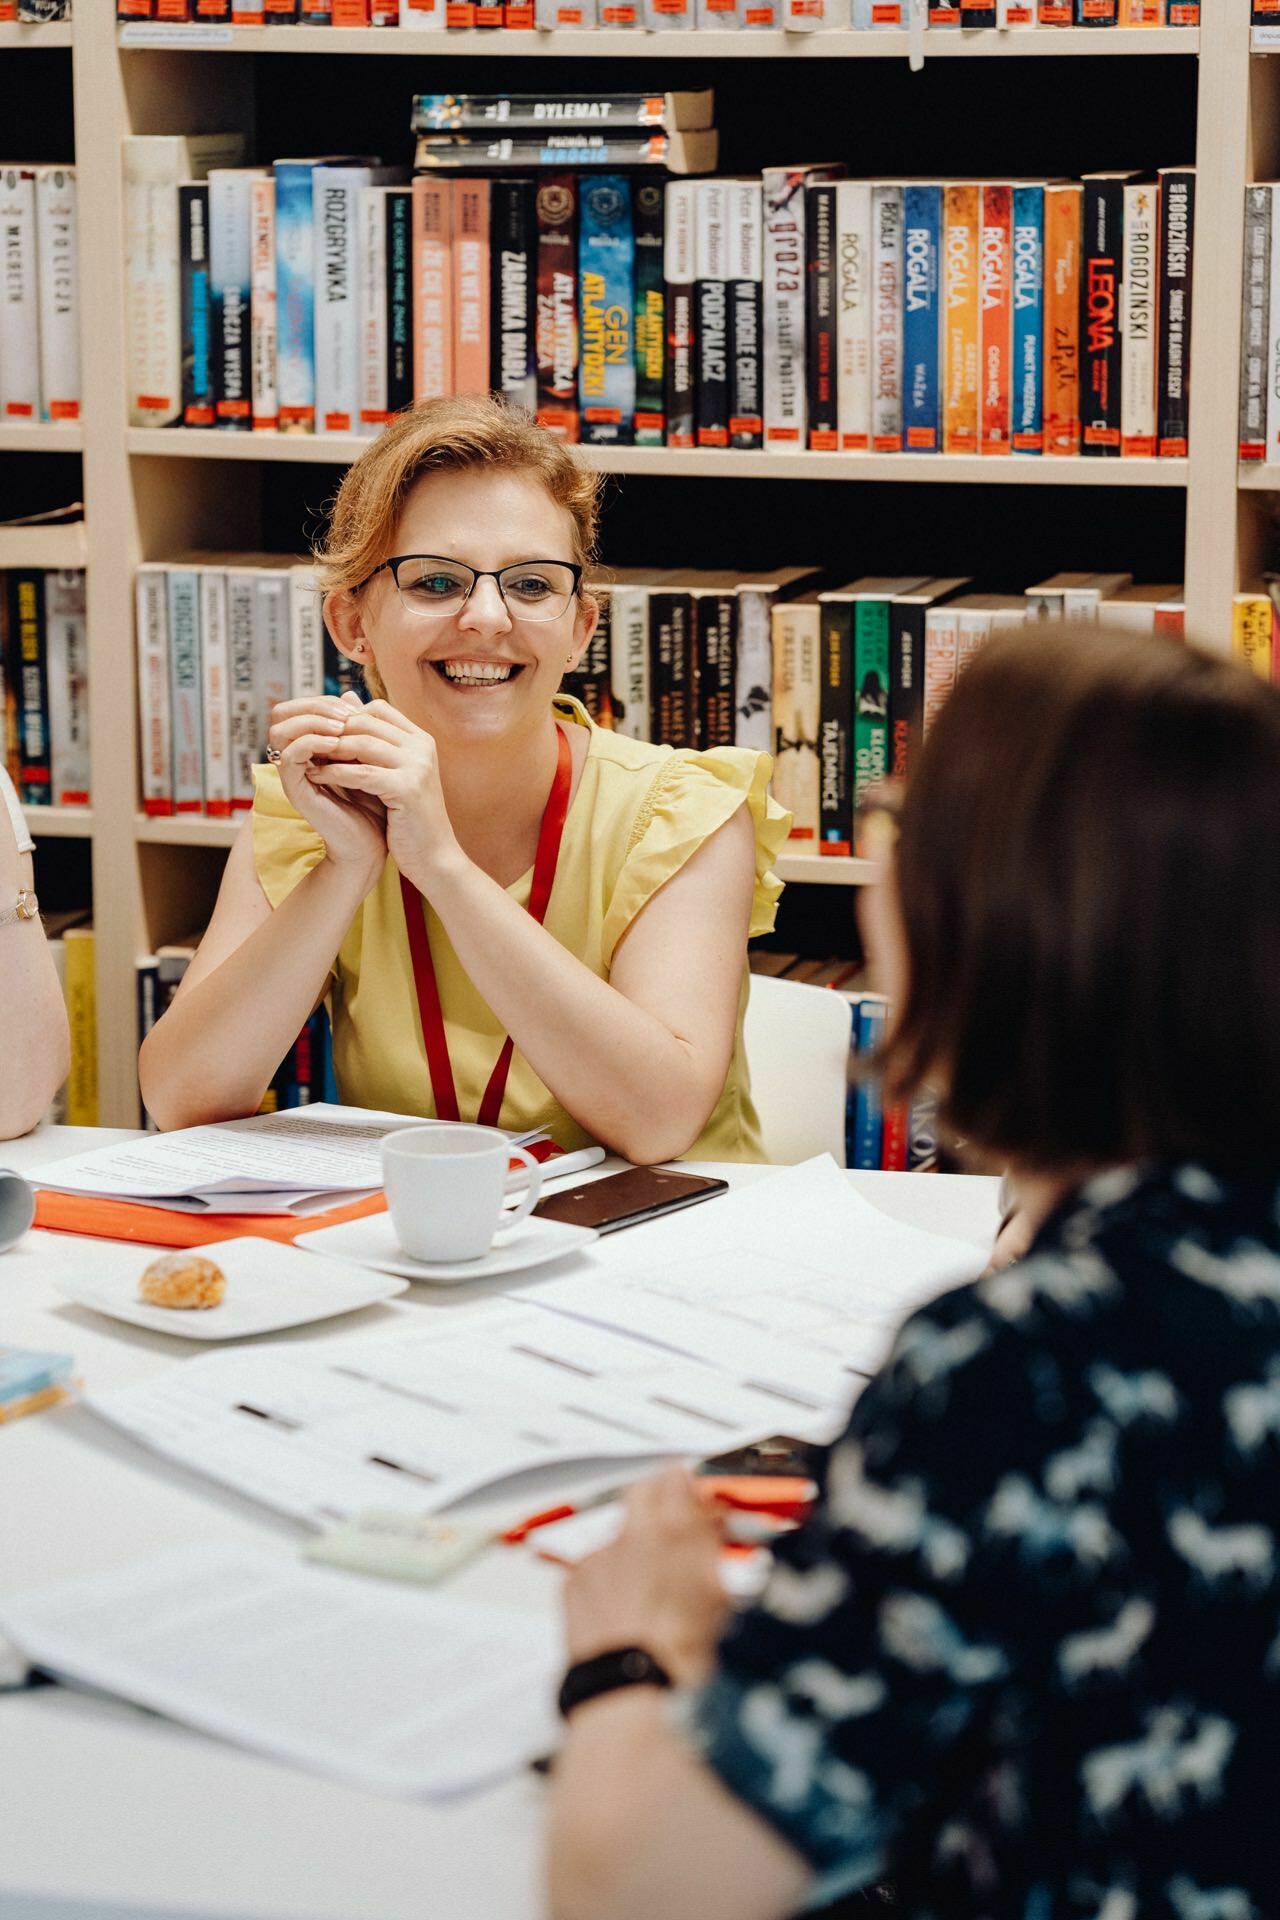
[354,553,583,623]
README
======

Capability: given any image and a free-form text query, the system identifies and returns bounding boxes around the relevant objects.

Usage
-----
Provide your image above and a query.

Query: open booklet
[0,1542,560,1801]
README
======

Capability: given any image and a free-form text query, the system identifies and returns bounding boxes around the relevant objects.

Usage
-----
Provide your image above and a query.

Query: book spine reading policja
[726,177,763,450]
[535,175,578,440]
[579,175,635,444]
[1158,166,1195,459]
[805,178,838,450]
[490,178,536,416]
[694,179,730,448]
[817,594,853,855]
[903,183,942,453]
[633,181,665,445]
[179,184,215,427]
[1080,173,1125,457]
[1011,183,1044,455]
[664,180,697,450]
[35,167,79,424]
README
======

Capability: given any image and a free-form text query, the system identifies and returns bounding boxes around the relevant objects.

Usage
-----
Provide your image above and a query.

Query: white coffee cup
[0,1170,35,1253]
[382,1125,545,1265]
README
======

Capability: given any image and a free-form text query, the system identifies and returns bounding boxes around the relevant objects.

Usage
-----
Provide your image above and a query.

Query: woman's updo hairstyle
[317,394,604,599]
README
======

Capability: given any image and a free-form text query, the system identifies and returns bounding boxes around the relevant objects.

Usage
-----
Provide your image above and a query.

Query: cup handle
[500,1146,544,1233]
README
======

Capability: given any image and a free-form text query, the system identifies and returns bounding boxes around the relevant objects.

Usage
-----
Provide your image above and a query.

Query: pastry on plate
[138,1251,227,1310]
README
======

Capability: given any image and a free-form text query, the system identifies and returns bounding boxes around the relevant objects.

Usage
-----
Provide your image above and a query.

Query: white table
[0,1126,999,1920]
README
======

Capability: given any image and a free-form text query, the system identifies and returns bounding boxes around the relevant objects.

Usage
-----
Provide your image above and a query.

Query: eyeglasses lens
[392,559,576,622]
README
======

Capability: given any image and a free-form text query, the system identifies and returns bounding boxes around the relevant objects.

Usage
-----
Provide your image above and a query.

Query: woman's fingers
[327,709,415,751]
[270,696,352,727]
[306,762,390,790]
[277,730,361,766]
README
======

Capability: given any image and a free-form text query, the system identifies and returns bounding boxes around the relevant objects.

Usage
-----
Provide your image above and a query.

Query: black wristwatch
[557,1646,673,1720]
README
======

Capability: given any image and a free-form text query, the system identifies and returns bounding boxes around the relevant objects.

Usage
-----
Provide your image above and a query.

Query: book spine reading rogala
[836,180,872,451]
[1011,183,1044,454]
[535,174,579,441]
[980,183,1013,456]
[943,181,979,454]
[694,178,730,449]
[902,183,942,453]
[579,175,635,444]
[1157,167,1195,458]
[632,180,666,445]
[490,178,537,416]
[663,180,697,449]
[726,177,763,449]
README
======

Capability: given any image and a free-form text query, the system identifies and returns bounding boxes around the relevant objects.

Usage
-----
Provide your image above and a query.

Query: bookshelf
[9,0,1252,1125]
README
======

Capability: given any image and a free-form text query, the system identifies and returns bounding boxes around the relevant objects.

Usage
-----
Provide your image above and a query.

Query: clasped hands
[267,692,459,891]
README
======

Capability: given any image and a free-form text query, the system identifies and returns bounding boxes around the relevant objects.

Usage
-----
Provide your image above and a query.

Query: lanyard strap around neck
[399,724,573,1130]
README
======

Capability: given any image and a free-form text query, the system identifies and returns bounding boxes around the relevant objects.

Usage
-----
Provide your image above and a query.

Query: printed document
[0,1542,558,1800]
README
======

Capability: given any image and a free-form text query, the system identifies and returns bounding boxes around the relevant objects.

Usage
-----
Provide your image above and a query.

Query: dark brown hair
[877,624,1280,1174]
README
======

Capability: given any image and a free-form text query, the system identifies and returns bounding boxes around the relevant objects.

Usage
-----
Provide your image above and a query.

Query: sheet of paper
[0,1542,559,1800]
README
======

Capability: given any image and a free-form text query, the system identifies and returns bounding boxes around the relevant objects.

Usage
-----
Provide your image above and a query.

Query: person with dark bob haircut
[546,624,1280,1920]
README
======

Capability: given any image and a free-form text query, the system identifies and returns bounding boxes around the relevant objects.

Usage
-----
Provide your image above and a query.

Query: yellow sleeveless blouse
[251,696,791,1162]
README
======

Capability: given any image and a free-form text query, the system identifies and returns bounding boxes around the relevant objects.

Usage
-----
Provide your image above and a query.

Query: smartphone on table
[531,1166,727,1234]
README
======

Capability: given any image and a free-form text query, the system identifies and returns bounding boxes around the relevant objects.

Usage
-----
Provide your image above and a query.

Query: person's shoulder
[0,764,33,856]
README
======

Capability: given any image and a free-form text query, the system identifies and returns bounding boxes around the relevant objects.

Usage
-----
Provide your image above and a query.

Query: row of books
[1232,587,1280,685]
[129,141,1197,458]
[43,910,96,1127]
[0,3,70,18]
[0,167,81,428]
[115,0,1199,29]
[1,569,89,808]
[137,935,335,1123]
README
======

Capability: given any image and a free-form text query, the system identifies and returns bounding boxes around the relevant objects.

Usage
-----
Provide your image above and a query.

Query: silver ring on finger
[266,745,283,764]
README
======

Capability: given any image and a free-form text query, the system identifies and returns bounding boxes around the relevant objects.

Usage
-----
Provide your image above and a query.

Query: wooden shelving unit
[9,1,1251,1124]
[0,20,72,49]
[21,806,93,840]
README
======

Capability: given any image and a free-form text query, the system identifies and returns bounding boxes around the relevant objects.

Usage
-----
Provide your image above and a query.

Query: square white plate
[298,1211,598,1285]
[47,1237,410,1339]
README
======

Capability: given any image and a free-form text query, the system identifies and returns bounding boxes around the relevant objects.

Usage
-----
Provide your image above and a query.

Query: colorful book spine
[853,593,890,807]
[980,183,1012,456]
[836,180,872,452]
[852,997,886,1171]
[491,177,537,416]
[806,180,839,450]
[726,178,763,451]
[1044,182,1082,456]
[1080,174,1124,456]
[694,178,730,449]
[250,176,278,431]
[871,183,903,453]
[454,177,492,398]
[943,182,979,455]
[902,183,942,453]
[1011,183,1044,455]
[1157,166,1195,458]
[209,170,259,432]
[386,186,415,418]
[633,180,666,445]
[579,175,635,444]
[535,175,578,440]
[413,174,454,403]
[135,567,173,817]
[275,162,319,432]
[9,571,50,804]
[63,926,97,1129]
[817,596,853,855]
[35,168,79,424]
[45,570,89,808]
[663,179,697,449]
[0,169,39,423]
[1122,180,1158,459]
[198,568,232,818]
[357,186,387,435]
[178,184,215,428]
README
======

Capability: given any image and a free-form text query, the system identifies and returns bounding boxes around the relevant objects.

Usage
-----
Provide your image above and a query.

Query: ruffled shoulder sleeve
[251,763,326,910]
[600,748,791,969]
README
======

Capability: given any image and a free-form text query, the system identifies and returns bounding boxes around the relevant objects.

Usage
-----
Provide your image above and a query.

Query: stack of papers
[27,1104,453,1216]
[0,1542,559,1800]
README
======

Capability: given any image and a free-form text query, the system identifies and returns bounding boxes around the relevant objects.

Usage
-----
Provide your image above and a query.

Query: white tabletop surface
[0,1127,1000,1920]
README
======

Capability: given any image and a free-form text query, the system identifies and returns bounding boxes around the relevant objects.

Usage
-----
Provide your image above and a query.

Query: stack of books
[1,567,89,809]
[113,1,1199,32]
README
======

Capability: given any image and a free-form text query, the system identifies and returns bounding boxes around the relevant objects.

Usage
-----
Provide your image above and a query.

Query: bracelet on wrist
[557,1646,673,1721]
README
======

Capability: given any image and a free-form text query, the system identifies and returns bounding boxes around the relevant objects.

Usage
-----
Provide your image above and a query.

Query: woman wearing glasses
[139,397,788,1160]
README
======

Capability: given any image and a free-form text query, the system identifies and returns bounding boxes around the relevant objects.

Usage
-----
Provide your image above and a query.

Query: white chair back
[742,973,852,1167]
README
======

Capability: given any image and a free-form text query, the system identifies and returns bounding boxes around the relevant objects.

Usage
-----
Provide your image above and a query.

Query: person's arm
[0,830,70,1140]
[138,694,386,1132]
[309,703,758,1165]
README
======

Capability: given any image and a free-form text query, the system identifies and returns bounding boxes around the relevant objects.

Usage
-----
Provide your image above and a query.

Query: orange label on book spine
[808,429,838,451]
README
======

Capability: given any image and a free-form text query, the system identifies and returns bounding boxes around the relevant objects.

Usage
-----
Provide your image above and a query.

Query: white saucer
[48,1237,410,1340]
[297,1211,598,1285]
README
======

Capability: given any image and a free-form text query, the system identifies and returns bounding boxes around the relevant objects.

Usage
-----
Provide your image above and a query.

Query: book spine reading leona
[1080,174,1124,457]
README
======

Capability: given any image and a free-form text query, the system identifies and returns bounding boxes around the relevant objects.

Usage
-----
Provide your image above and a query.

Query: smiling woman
[138,397,790,1163]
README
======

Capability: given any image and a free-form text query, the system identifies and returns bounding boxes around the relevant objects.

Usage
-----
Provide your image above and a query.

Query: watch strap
[557,1646,673,1720]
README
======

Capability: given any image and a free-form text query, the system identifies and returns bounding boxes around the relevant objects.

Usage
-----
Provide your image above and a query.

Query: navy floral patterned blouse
[688,1164,1280,1918]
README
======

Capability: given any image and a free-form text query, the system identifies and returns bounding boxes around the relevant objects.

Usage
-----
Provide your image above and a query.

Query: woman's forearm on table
[0,923,70,1138]
[426,859,725,1163]
[138,860,367,1131]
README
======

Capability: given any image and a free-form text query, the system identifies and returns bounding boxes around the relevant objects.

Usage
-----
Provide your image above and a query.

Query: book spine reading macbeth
[664,180,697,450]
[178,183,214,428]
[490,178,536,417]
[1011,183,1044,455]
[579,175,635,445]
[1158,166,1195,459]
[806,179,838,451]
[536,175,579,441]
[818,596,853,856]
[694,178,730,448]
[726,178,763,449]
[1080,174,1124,457]
[633,181,666,445]
[903,183,942,453]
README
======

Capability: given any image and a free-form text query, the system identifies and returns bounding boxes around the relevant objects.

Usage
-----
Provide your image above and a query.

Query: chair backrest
[741,973,852,1167]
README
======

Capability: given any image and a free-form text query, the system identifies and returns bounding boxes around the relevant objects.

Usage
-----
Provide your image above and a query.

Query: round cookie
[139,1251,227,1310]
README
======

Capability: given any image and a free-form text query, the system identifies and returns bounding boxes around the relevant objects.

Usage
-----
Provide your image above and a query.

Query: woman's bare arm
[0,845,70,1140]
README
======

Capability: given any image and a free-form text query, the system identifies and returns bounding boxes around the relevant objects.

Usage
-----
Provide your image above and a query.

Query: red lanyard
[399,724,573,1129]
